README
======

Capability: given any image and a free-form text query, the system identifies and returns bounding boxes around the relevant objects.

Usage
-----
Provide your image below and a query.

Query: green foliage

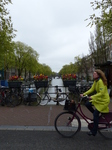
[59,62,78,75]
[36,63,52,76]
[13,41,39,76]
[11,42,52,77]
[86,0,112,38]
[0,0,16,79]
[0,0,16,55]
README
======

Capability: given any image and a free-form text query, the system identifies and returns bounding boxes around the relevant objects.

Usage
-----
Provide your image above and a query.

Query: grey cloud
[8,0,94,72]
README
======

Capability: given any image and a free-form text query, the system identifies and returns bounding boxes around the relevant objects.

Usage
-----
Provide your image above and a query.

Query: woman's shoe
[87,131,95,136]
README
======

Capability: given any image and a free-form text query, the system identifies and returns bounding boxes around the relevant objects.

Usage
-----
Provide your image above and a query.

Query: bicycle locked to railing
[12,81,41,106]
[0,86,18,107]
[39,85,69,106]
[22,82,41,106]
[54,88,112,139]
[0,81,92,107]
[5,81,70,106]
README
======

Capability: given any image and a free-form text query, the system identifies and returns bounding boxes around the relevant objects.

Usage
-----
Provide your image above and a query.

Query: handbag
[64,99,76,111]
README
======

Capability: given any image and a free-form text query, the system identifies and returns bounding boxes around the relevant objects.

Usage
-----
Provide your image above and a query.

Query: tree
[13,41,52,78]
[34,63,52,76]
[0,41,15,79]
[80,56,92,81]
[0,0,16,54]
[88,24,109,66]
[59,62,78,75]
[74,56,82,76]
[0,0,16,79]
[13,42,39,77]
[40,64,52,76]
[87,0,112,38]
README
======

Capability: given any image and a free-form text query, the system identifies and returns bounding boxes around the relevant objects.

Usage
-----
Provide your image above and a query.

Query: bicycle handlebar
[80,95,89,102]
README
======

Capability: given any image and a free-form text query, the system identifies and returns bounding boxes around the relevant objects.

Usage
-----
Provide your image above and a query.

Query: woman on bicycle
[80,69,110,136]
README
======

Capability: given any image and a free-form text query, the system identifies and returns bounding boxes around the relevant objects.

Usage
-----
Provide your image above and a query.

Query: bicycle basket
[63,100,76,111]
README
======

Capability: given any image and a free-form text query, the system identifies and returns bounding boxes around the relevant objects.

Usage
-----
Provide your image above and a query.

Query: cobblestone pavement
[0,104,90,126]
[0,102,112,130]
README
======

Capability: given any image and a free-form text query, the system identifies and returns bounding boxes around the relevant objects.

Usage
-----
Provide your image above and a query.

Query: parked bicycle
[13,82,41,106]
[0,87,18,107]
[54,95,112,139]
[40,85,69,106]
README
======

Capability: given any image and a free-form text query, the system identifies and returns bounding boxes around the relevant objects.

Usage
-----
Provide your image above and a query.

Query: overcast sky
[8,0,95,73]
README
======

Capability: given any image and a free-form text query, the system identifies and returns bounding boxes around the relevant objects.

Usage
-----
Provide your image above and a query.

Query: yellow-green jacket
[83,78,110,113]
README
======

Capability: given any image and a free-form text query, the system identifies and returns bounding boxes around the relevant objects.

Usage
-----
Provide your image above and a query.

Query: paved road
[0,103,112,150]
[0,130,112,150]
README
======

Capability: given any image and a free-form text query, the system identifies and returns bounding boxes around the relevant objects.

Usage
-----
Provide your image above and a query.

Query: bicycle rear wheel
[16,94,23,106]
[0,95,4,106]
[40,95,49,106]
[98,125,112,139]
[54,111,81,138]
[29,94,41,106]
[58,94,68,106]
[14,89,23,106]
[5,93,18,107]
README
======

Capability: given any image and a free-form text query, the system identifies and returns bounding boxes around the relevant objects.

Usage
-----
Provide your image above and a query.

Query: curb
[0,119,89,131]
[0,125,89,132]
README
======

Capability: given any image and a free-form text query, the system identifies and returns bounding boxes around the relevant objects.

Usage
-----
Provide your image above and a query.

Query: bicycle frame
[74,102,93,125]
[72,98,112,130]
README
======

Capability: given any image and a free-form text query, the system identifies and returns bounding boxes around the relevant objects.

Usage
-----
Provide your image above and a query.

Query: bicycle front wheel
[40,95,49,106]
[54,111,81,138]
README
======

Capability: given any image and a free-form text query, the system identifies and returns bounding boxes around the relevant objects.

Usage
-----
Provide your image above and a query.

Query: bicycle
[0,87,18,107]
[13,82,41,106]
[40,85,69,106]
[54,95,112,139]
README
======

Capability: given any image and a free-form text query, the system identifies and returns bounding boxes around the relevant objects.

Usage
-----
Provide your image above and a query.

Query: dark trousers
[85,101,100,135]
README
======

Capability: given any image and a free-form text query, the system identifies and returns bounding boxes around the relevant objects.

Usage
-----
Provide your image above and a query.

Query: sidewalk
[0,102,112,131]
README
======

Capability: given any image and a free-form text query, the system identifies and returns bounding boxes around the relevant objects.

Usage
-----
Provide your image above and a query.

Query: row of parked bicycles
[0,82,40,107]
[0,80,92,107]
